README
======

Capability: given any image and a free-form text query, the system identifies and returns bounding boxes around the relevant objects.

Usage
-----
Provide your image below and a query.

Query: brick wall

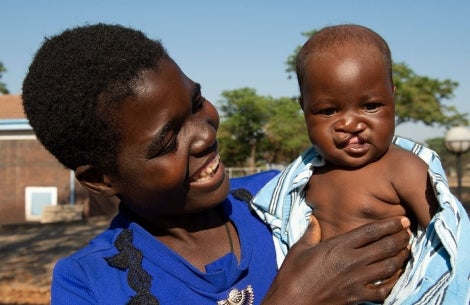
[0,95,118,224]
[1,139,69,224]
[0,138,118,224]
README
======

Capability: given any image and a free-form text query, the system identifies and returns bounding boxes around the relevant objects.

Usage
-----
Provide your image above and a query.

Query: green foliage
[218,89,309,167]
[218,88,273,167]
[263,97,310,163]
[0,61,9,94]
[393,63,467,128]
[285,30,468,129]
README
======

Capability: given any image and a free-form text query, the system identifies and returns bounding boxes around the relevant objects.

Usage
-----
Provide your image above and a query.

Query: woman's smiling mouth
[190,155,221,183]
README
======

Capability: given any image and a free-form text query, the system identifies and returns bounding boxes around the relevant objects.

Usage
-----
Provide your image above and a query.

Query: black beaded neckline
[105,228,160,304]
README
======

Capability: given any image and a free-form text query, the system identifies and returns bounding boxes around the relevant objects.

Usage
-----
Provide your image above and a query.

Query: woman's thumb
[302,215,321,245]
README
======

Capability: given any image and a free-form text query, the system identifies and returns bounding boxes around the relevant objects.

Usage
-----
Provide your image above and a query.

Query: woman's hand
[262,216,411,305]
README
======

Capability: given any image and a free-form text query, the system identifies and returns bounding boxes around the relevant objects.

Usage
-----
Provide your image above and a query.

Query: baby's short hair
[296,24,392,92]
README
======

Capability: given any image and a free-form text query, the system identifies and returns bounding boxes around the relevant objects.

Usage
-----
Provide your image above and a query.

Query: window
[25,187,58,221]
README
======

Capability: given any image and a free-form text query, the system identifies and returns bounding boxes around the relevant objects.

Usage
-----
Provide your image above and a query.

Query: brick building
[0,94,117,224]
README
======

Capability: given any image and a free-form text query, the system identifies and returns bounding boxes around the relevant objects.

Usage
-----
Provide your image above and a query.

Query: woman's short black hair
[22,23,169,173]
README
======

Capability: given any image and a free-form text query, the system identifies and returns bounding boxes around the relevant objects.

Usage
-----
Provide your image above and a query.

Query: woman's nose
[189,101,219,155]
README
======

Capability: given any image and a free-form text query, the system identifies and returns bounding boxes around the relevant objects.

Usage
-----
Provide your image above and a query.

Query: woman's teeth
[192,157,219,182]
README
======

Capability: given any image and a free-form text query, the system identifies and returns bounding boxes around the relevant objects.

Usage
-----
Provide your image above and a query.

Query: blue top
[51,171,279,305]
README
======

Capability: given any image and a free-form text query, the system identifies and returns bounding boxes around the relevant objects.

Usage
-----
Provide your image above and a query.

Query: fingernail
[401,217,411,228]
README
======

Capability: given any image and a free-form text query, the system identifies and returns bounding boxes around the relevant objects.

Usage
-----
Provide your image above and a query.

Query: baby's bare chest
[306,165,403,219]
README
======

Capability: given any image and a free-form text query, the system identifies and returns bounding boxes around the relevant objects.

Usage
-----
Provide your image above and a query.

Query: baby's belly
[313,200,407,240]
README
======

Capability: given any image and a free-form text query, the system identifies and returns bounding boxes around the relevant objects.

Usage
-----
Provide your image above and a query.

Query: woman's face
[108,58,229,219]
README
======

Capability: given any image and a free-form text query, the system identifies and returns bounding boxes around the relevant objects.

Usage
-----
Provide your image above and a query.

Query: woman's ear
[75,165,118,197]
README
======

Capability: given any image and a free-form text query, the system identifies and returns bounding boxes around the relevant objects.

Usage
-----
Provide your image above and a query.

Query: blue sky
[1,0,469,143]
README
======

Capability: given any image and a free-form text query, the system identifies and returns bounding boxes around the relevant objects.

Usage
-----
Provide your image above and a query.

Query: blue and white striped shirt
[251,136,470,304]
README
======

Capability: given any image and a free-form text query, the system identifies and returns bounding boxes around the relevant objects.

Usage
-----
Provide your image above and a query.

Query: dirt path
[0,217,109,305]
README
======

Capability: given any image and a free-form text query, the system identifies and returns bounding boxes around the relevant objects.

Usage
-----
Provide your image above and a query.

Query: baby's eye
[318,108,336,116]
[364,103,381,112]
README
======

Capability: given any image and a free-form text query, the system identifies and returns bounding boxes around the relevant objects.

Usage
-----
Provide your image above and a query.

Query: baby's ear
[75,165,118,197]
[298,97,304,110]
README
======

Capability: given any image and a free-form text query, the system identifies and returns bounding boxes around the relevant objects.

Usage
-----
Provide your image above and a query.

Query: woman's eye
[147,138,177,159]
[145,125,179,159]
[193,96,206,113]
[160,138,177,155]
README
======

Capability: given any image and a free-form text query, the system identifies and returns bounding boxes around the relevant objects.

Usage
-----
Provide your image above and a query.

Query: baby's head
[296,24,395,168]
[22,23,169,173]
[296,24,393,93]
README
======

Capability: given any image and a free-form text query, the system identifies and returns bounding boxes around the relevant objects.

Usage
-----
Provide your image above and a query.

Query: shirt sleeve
[51,258,96,305]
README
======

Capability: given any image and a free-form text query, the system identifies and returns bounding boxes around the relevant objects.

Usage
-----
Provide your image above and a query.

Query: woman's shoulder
[53,226,119,269]
[229,170,280,192]
[228,170,280,205]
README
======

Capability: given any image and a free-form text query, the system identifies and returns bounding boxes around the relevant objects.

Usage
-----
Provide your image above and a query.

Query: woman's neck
[121,203,239,271]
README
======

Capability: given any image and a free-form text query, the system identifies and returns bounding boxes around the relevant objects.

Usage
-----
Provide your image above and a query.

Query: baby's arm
[389,146,439,228]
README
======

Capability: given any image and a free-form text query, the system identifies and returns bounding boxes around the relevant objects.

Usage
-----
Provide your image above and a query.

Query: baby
[252,24,470,304]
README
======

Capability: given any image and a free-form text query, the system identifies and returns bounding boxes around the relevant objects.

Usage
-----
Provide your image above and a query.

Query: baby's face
[299,46,395,168]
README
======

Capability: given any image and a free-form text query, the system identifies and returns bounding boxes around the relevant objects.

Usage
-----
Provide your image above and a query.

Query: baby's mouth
[191,156,220,182]
[346,136,364,147]
[341,135,369,153]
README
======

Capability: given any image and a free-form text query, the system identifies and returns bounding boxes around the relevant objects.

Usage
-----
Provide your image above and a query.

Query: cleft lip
[337,134,370,155]
[338,133,365,147]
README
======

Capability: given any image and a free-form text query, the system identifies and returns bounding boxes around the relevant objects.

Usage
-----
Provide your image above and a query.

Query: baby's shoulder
[386,144,428,171]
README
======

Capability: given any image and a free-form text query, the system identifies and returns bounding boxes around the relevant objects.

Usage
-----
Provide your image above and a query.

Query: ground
[1,181,469,305]
[0,217,109,305]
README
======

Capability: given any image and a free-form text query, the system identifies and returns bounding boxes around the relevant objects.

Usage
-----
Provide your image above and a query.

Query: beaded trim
[230,188,253,205]
[105,229,160,305]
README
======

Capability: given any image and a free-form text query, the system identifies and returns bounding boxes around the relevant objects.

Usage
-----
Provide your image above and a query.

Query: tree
[393,63,467,128]
[218,88,272,168]
[285,31,468,128]
[218,89,311,167]
[263,97,310,163]
[0,61,9,94]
